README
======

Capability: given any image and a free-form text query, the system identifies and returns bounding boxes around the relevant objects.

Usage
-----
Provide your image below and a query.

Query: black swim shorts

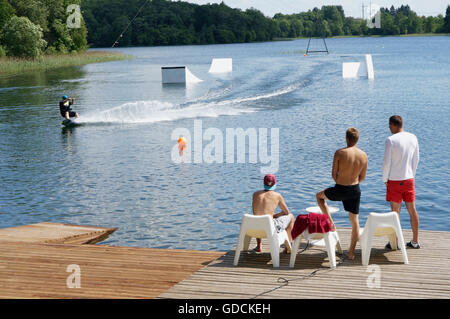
[68,111,77,117]
[324,184,361,214]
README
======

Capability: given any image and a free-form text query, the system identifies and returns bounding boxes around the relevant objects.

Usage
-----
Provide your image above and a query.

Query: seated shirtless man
[252,174,294,253]
[316,128,368,260]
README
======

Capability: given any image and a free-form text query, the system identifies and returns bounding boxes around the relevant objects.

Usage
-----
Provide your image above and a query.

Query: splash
[77,81,304,125]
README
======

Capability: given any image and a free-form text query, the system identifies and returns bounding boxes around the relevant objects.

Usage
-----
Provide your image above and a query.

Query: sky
[183,0,449,18]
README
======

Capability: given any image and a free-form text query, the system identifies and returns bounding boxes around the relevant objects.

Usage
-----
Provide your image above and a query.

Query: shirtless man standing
[316,128,368,260]
[252,174,294,253]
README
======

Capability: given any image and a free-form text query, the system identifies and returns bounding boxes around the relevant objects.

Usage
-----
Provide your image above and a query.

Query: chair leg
[336,240,343,255]
[270,237,281,268]
[395,229,409,265]
[334,231,343,254]
[233,245,242,266]
[233,230,246,266]
[243,235,252,251]
[324,233,336,269]
[289,237,301,268]
[361,233,373,266]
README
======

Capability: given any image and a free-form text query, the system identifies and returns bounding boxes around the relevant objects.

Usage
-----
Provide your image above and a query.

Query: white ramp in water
[161,66,202,84]
[365,54,374,79]
[185,67,202,83]
[208,58,232,73]
[342,54,374,79]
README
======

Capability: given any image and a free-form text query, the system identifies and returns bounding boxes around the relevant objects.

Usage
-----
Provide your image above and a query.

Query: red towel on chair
[291,213,332,240]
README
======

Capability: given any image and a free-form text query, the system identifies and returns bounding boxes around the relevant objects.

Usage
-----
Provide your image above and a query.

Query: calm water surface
[0,36,449,250]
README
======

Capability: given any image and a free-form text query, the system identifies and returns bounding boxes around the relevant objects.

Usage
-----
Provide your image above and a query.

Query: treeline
[0,0,87,57]
[83,0,450,47]
[274,5,450,38]
[1,0,450,57]
[82,0,275,46]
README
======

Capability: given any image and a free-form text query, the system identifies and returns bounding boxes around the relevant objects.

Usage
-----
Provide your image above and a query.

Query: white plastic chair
[233,214,292,268]
[289,229,343,268]
[359,212,409,266]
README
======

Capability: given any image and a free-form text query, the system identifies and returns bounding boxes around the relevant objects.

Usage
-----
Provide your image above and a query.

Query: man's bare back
[316,128,368,260]
[252,190,289,218]
[252,187,294,252]
[333,146,368,185]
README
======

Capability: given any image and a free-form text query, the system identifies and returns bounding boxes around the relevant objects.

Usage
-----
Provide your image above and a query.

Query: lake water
[0,36,449,250]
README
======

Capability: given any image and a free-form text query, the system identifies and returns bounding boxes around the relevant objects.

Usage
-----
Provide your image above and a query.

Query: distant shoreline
[274,33,450,41]
[86,33,450,49]
[0,51,130,78]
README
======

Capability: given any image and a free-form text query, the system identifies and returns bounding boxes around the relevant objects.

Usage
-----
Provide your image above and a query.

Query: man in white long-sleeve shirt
[382,115,420,249]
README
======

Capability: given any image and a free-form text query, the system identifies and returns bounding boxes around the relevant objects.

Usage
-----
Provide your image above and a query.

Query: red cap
[264,174,276,189]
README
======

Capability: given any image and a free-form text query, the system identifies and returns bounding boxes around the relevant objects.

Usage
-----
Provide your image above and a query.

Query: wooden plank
[0,222,117,244]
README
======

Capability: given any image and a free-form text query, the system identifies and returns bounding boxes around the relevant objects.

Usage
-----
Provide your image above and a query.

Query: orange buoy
[178,136,187,155]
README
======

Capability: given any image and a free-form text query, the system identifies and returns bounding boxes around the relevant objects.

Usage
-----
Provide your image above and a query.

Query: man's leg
[347,212,360,260]
[75,112,79,118]
[316,191,335,231]
[286,213,294,242]
[390,201,402,216]
[405,201,419,243]
[254,238,262,252]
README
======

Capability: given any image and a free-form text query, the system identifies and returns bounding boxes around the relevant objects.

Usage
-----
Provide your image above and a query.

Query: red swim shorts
[386,179,415,203]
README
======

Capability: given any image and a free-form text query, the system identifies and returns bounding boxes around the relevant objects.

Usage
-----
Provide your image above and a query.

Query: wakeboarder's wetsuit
[59,99,76,118]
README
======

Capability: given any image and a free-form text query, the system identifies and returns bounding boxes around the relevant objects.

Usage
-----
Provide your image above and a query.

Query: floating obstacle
[208,58,233,73]
[342,54,374,79]
[161,66,202,84]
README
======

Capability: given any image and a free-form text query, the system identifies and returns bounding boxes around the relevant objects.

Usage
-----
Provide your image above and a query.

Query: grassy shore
[0,51,130,77]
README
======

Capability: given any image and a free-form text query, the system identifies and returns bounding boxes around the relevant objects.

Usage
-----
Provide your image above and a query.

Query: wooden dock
[0,223,448,299]
[159,228,450,299]
[0,222,223,298]
[0,240,224,298]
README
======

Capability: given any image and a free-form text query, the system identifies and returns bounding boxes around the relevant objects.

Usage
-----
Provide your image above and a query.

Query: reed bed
[0,51,130,77]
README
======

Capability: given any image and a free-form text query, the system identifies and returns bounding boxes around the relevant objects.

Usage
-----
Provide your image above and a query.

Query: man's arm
[331,151,339,182]
[274,194,289,218]
[251,192,256,215]
[382,139,391,184]
[359,154,368,183]
[412,138,419,177]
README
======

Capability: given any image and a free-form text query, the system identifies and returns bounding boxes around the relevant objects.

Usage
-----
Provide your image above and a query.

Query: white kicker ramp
[161,66,202,84]
[365,54,374,79]
[342,54,374,79]
[208,58,232,73]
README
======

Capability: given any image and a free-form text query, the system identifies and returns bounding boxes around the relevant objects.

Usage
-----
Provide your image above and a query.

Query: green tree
[381,11,399,35]
[322,5,344,36]
[0,0,15,29]
[50,19,74,53]
[408,12,422,34]
[289,19,303,37]
[423,16,437,33]
[445,6,450,32]
[8,0,49,32]
[2,16,47,57]
[278,19,290,37]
